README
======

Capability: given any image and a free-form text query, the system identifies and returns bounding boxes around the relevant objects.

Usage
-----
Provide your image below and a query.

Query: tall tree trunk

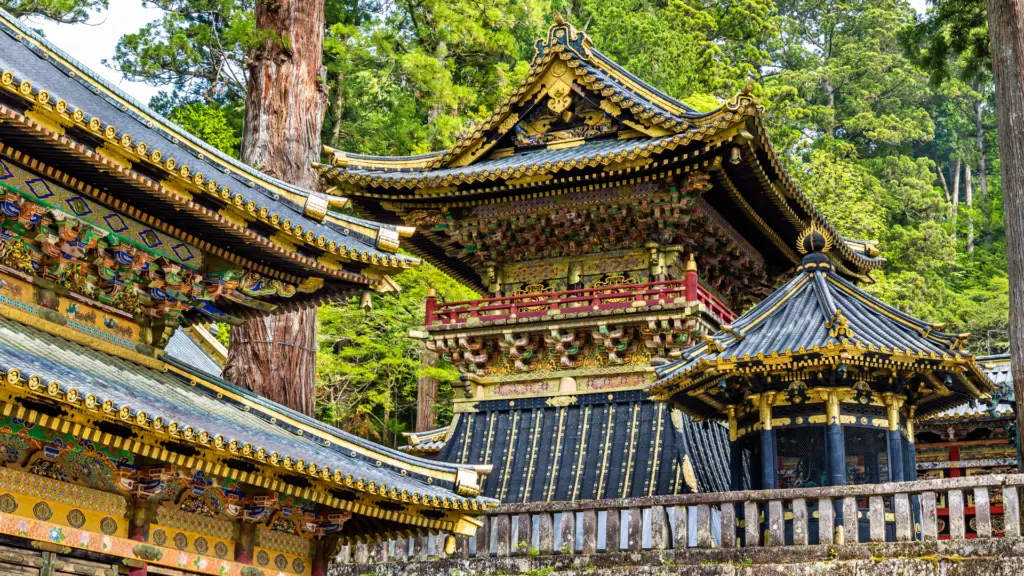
[329,67,345,146]
[987,0,1024,459]
[966,163,975,253]
[223,0,327,416]
[977,100,992,244]
[937,162,951,203]
[416,351,439,432]
[952,158,962,215]
[824,78,836,139]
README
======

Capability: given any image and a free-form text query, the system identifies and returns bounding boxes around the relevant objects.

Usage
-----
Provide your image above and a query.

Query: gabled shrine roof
[0,11,417,315]
[0,314,496,532]
[924,355,1015,422]
[648,229,995,419]
[319,18,884,288]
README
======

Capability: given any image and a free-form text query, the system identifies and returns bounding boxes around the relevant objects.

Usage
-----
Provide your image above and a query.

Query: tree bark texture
[987,0,1024,455]
[952,158,962,215]
[977,100,992,243]
[937,162,951,203]
[966,163,975,253]
[416,351,439,432]
[224,0,327,415]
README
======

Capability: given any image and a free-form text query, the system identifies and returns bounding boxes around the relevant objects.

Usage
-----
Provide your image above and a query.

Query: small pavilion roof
[648,228,995,419]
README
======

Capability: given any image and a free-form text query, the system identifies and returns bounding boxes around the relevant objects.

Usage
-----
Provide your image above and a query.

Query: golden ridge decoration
[796,221,834,254]
[826,309,855,339]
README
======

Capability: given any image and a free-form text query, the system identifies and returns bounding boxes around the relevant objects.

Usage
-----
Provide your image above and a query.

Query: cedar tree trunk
[416,351,439,432]
[987,0,1024,455]
[224,0,327,415]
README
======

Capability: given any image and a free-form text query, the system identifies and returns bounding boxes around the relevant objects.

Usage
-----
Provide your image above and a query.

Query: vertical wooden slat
[538,513,554,554]
[414,535,429,561]
[649,507,669,550]
[354,542,369,564]
[496,515,512,556]
[768,501,784,546]
[974,487,992,538]
[696,504,713,548]
[949,489,966,540]
[372,539,388,563]
[792,499,808,546]
[392,535,409,562]
[843,497,858,544]
[475,519,490,558]
[869,496,885,543]
[1004,485,1021,538]
[559,511,576,554]
[818,498,834,545]
[672,505,688,550]
[894,494,912,542]
[720,503,737,548]
[921,491,938,541]
[516,513,533,555]
[455,535,471,559]
[582,510,599,554]
[743,502,759,547]
[606,508,621,551]
[628,508,643,551]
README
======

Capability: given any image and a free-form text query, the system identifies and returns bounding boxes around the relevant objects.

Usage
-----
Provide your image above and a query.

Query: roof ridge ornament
[535,13,593,62]
[797,221,833,255]
[825,308,855,339]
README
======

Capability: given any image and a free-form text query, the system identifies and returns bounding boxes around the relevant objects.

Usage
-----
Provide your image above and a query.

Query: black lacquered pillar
[885,394,905,482]
[759,393,777,490]
[825,390,847,542]
[825,390,847,486]
[727,406,745,491]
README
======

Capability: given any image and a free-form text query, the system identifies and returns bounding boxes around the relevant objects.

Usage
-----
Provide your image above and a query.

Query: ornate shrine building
[649,228,994,542]
[915,354,1017,538]
[0,11,493,576]
[320,18,886,501]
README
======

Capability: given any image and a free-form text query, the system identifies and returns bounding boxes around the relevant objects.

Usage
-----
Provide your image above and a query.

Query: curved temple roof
[648,229,995,419]
[318,18,884,287]
[0,10,418,319]
[0,315,496,538]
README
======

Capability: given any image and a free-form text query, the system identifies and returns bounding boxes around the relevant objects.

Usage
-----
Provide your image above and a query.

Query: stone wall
[333,537,1024,576]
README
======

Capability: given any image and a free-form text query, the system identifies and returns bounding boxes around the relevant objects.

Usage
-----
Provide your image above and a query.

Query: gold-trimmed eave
[0,72,408,263]
[647,344,995,418]
[315,114,757,196]
[0,12,404,249]
[0,109,409,287]
[0,294,491,502]
[0,365,494,519]
[0,395,484,537]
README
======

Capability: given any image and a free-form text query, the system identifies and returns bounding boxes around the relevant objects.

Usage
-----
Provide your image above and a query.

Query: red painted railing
[425,272,736,327]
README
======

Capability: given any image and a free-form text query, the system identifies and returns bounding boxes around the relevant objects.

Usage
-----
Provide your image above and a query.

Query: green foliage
[164,101,242,157]
[315,262,477,445]
[0,0,105,24]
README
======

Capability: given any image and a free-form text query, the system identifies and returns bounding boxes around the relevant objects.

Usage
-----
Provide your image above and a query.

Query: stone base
[331,537,1024,576]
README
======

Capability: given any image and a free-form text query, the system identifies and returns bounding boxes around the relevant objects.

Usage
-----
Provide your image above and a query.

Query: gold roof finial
[797,221,833,255]
[554,11,567,25]
[686,253,697,271]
